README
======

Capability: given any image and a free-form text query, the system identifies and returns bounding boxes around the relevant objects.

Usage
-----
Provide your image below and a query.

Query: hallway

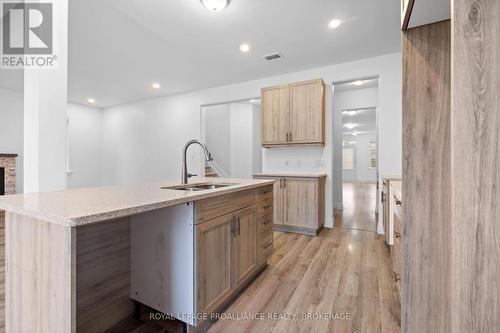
[341,182,378,232]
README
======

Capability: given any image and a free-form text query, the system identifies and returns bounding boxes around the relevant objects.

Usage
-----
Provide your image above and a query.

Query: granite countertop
[0,178,274,227]
[254,172,327,178]
[392,181,402,202]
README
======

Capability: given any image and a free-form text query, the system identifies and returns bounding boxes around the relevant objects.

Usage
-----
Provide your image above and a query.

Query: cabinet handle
[231,216,236,237]
[394,231,401,239]
[237,216,240,236]
[394,271,400,283]
[286,132,290,142]
[381,192,386,203]
[395,199,402,206]
[263,219,272,225]
[264,242,272,249]
[289,132,292,142]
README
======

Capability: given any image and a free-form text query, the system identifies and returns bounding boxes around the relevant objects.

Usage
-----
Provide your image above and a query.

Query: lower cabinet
[196,213,234,314]
[254,174,325,235]
[195,186,272,323]
[232,207,257,288]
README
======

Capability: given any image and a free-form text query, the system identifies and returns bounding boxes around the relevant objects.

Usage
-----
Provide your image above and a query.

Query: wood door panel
[233,207,257,288]
[261,85,289,144]
[196,215,233,313]
[283,178,318,229]
[290,80,325,144]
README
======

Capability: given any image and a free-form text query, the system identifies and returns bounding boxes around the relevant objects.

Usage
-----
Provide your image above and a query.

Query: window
[343,147,354,170]
[370,141,377,169]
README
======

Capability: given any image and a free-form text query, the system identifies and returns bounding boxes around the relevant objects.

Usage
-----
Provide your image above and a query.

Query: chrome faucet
[182,139,213,184]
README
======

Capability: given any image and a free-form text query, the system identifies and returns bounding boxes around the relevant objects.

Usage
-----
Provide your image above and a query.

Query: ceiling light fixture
[152,82,161,89]
[240,43,250,53]
[87,98,95,104]
[343,110,357,116]
[201,0,229,12]
[352,80,366,86]
[328,19,342,29]
[344,123,357,129]
[351,131,359,136]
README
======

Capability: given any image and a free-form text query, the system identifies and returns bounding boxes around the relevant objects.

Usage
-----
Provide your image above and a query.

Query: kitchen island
[0,178,274,333]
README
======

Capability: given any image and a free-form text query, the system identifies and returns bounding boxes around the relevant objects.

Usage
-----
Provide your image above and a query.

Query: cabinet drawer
[257,201,273,218]
[257,230,273,263]
[256,185,273,202]
[257,214,273,235]
[195,189,257,223]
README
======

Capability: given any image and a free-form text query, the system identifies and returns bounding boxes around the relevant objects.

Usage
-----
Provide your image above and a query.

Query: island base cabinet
[232,207,257,289]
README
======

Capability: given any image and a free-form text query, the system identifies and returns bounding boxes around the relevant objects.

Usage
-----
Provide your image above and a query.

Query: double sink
[162,182,236,192]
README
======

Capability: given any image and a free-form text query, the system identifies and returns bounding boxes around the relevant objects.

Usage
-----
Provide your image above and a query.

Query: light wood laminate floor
[99,183,401,332]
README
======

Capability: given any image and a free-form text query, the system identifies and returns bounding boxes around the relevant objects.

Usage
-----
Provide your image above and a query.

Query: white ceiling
[0,0,401,107]
[342,107,377,136]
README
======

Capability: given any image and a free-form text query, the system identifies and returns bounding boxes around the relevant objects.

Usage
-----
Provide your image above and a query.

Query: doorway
[333,78,379,232]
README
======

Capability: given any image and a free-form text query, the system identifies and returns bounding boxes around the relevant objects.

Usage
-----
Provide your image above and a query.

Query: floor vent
[263,52,282,61]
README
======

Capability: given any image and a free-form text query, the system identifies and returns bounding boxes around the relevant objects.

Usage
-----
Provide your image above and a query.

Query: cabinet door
[290,80,325,144]
[273,179,284,225]
[196,214,233,313]
[261,85,290,145]
[233,207,257,287]
[283,178,318,229]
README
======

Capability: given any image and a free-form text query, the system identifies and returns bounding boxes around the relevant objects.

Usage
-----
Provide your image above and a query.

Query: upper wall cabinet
[401,0,450,30]
[261,79,325,147]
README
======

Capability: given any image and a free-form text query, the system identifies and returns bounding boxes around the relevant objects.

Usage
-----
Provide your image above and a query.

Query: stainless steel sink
[161,183,237,192]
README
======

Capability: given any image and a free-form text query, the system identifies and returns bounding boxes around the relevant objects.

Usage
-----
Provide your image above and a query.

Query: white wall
[0,88,24,193]
[0,87,103,192]
[66,103,104,189]
[203,102,262,179]
[101,52,402,229]
[205,104,231,174]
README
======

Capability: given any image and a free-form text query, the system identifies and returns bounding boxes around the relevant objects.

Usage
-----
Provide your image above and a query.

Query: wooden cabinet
[261,79,325,146]
[196,214,233,314]
[261,85,290,144]
[392,194,402,300]
[254,174,325,235]
[194,185,272,323]
[232,207,257,288]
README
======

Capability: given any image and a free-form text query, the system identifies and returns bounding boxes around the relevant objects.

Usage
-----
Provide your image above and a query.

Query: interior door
[290,80,324,143]
[342,145,357,181]
[196,214,233,313]
[233,206,257,287]
[261,85,289,145]
[283,178,318,229]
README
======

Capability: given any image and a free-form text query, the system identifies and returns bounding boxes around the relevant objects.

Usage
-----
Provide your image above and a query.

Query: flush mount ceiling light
[87,98,95,104]
[152,82,161,89]
[240,43,250,52]
[352,80,366,86]
[351,131,359,136]
[343,110,357,116]
[201,0,230,12]
[328,19,341,29]
[344,123,358,129]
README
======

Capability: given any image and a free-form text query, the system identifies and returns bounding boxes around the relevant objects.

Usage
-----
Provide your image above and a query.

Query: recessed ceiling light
[343,110,357,116]
[352,80,366,86]
[352,131,359,136]
[87,98,95,104]
[249,99,259,103]
[201,0,229,12]
[240,43,250,53]
[344,123,357,129]
[152,82,161,89]
[328,19,342,29]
